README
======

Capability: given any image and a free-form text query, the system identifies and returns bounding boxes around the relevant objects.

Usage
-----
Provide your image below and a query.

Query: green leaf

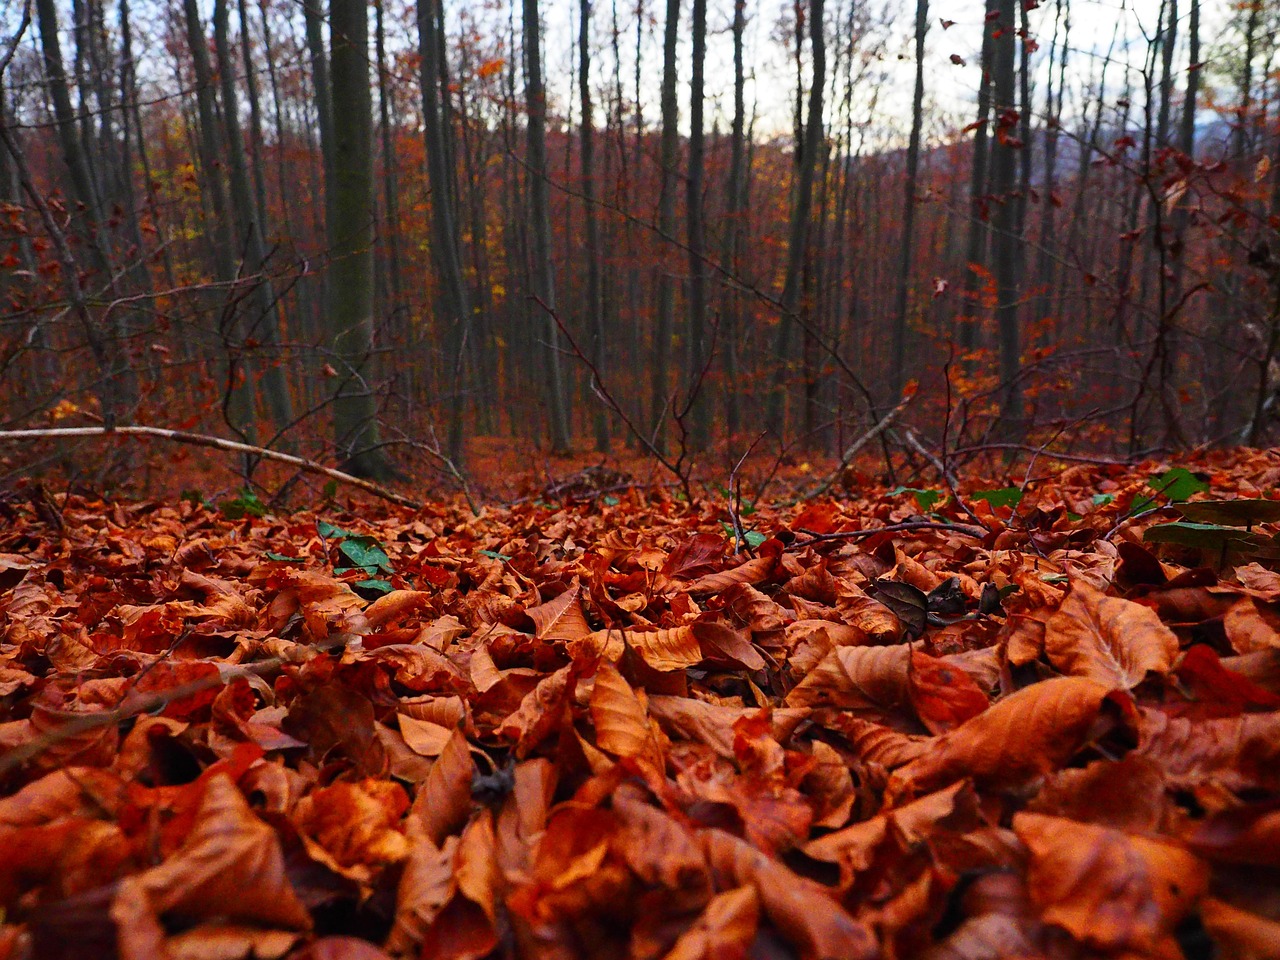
[971,487,1023,509]
[888,486,943,512]
[603,495,620,507]
[1040,573,1070,584]
[1173,499,1280,527]
[1092,493,1115,507]
[1131,467,1211,514]
[739,501,757,517]
[264,551,305,563]
[744,530,767,548]
[322,480,338,500]
[316,519,353,540]
[1143,521,1258,550]
[478,549,512,562]
[180,488,210,508]
[219,488,266,520]
[352,579,394,599]
[338,536,393,573]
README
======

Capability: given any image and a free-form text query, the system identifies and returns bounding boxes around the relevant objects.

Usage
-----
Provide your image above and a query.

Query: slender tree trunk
[524,0,571,452]
[891,0,927,399]
[328,0,387,476]
[1171,0,1199,292]
[418,0,472,464]
[183,0,258,436]
[1035,0,1069,332]
[652,0,679,451]
[214,0,292,434]
[719,0,747,438]
[579,0,609,452]
[234,0,270,233]
[766,0,826,436]
[685,0,709,448]
[990,0,1022,429]
[958,0,999,356]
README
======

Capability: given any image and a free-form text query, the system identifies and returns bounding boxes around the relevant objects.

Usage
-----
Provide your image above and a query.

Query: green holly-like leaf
[478,549,512,562]
[220,488,266,520]
[971,487,1022,509]
[337,536,393,573]
[352,579,394,599]
[264,551,305,563]
[1173,499,1280,527]
[1130,468,1210,515]
[316,519,354,540]
[888,486,944,512]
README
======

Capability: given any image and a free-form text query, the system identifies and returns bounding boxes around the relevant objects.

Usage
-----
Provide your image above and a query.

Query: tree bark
[685,0,709,448]
[652,0,679,452]
[418,0,472,465]
[766,0,826,436]
[524,0,572,452]
[579,0,609,452]
[214,0,293,435]
[890,0,928,399]
[328,0,387,476]
[990,0,1022,430]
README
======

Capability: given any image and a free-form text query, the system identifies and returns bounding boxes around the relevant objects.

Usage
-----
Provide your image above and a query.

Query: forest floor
[1,447,1279,959]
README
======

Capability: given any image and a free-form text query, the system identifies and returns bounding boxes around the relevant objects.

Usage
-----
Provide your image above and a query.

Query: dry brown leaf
[661,885,759,960]
[887,677,1117,800]
[1045,580,1179,688]
[626,625,704,672]
[1136,708,1280,791]
[524,584,592,642]
[1199,897,1280,960]
[785,644,913,725]
[1222,597,1280,654]
[410,726,475,845]
[702,828,877,960]
[110,774,311,960]
[1013,811,1207,954]
[589,661,658,761]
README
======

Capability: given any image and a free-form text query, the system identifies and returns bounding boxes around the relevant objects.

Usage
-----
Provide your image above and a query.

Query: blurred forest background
[0,0,1278,493]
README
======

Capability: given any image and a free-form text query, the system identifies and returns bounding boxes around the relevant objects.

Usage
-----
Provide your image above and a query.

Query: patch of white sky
[523,0,1231,152]
[0,0,1241,153]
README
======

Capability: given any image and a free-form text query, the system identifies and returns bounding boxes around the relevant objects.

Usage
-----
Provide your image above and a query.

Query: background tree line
[0,0,1278,485]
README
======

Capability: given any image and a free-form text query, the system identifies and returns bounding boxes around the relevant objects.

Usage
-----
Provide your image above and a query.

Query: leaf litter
[2,452,1280,959]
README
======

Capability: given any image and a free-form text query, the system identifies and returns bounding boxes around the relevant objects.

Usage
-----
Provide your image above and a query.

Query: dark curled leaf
[927,577,969,616]
[870,579,928,639]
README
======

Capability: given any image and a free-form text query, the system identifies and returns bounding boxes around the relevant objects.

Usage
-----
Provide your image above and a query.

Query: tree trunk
[891,0,928,399]
[328,0,387,476]
[766,0,826,436]
[719,0,747,438]
[214,0,293,435]
[652,0,679,452]
[418,0,472,465]
[685,0,709,448]
[958,0,999,356]
[990,0,1022,430]
[580,0,609,452]
[524,0,571,452]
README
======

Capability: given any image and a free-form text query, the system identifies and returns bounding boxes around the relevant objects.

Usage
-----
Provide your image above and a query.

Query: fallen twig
[807,397,912,499]
[0,426,422,510]
[793,520,990,547]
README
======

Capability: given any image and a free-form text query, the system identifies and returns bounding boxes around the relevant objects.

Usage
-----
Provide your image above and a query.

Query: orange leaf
[1013,812,1207,954]
[1045,581,1179,688]
[909,650,989,733]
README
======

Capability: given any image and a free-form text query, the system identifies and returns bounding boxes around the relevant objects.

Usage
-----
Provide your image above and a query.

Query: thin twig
[792,520,990,547]
[0,427,422,510]
[808,397,912,498]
